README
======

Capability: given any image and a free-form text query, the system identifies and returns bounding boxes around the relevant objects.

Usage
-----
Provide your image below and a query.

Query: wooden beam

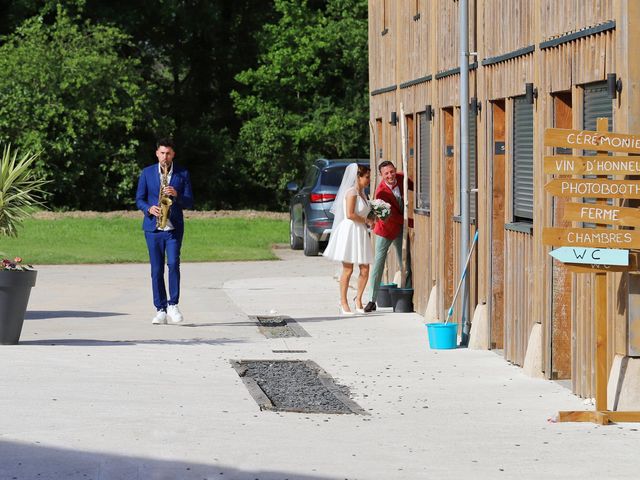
[544,155,640,175]
[544,128,640,154]
[542,227,640,249]
[562,202,640,227]
[544,179,640,199]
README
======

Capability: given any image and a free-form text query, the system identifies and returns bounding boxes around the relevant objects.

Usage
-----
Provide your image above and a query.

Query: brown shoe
[364,301,377,313]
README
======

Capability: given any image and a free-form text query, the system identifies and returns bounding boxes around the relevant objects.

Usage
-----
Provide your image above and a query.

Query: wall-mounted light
[471,97,481,115]
[425,105,433,121]
[389,111,397,126]
[525,83,538,104]
[607,73,623,99]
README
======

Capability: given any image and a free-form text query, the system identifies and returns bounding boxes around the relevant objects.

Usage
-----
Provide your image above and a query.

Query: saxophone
[156,164,173,229]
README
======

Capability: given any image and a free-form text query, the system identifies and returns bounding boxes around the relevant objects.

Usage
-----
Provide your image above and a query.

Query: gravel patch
[253,315,310,338]
[232,360,365,414]
[32,210,287,220]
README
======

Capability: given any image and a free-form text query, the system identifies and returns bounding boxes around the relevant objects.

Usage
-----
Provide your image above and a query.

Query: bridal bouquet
[369,199,391,220]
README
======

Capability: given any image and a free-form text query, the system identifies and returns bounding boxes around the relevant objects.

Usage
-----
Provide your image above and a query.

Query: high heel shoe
[353,297,366,314]
[339,304,354,315]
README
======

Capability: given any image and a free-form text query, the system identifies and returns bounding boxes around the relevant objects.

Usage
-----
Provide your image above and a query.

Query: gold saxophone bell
[157,165,173,229]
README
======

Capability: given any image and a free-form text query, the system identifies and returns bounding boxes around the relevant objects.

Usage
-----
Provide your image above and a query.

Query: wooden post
[399,103,409,288]
[594,272,607,411]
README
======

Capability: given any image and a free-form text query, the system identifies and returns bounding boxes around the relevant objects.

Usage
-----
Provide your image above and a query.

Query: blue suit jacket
[135,163,194,233]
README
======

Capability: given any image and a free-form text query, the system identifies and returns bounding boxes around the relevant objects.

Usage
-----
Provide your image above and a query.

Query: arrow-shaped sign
[549,247,629,266]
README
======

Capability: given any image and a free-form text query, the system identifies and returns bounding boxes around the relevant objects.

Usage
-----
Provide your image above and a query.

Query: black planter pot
[0,270,37,345]
[376,283,397,308]
[390,287,414,313]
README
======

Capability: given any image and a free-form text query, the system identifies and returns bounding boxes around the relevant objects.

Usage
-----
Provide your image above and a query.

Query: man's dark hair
[156,137,176,150]
[378,160,395,172]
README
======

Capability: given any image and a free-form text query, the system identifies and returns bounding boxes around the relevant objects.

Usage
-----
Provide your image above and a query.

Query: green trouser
[368,231,412,302]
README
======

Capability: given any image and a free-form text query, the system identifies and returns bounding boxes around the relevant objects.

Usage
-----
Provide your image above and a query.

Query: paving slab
[0,247,639,479]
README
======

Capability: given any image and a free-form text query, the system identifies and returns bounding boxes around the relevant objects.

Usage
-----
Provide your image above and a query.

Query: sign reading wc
[549,247,629,266]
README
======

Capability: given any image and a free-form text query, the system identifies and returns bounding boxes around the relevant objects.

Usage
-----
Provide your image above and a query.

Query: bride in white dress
[323,163,374,314]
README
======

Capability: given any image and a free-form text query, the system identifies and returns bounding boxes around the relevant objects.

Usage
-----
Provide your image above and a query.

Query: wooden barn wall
[539,0,613,40]
[481,0,534,57]
[483,56,534,100]
[368,0,637,399]
[435,0,477,74]
[504,231,535,365]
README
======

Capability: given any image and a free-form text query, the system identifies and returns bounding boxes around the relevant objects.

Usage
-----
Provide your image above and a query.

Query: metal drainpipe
[459,0,471,346]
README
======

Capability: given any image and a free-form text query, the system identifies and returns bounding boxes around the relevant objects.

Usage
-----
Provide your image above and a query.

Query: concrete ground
[1,247,638,480]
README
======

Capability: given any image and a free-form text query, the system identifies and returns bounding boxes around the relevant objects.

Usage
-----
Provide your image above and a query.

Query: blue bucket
[426,322,458,349]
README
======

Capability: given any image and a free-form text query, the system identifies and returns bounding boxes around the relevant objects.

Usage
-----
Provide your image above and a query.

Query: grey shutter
[418,112,431,210]
[469,106,477,220]
[582,82,614,226]
[583,82,612,149]
[513,96,534,221]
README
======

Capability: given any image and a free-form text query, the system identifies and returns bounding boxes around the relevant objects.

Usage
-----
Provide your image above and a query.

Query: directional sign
[544,179,640,199]
[544,155,640,175]
[563,202,640,227]
[549,247,629,266]
[544,128,640,154]
[542,227,640,249]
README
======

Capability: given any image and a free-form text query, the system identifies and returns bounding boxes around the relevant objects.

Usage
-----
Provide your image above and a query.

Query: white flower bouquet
[369,199,391,220]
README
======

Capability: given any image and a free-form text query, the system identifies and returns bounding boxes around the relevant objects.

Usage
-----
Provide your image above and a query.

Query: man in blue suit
[136,138,194,325]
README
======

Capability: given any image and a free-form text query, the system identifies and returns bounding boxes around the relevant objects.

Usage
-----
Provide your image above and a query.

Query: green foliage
[0,216,288,263]
[0,5,148,209]
[0,145,48,237]
[233,0,369,208]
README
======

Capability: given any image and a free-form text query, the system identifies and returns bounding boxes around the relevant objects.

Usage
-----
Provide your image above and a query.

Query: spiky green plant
[0,145,49,237]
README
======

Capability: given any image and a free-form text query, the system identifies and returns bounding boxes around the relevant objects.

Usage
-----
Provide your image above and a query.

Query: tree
[81,0,277,209]
[0,5,148,209]
[233,0,369,209]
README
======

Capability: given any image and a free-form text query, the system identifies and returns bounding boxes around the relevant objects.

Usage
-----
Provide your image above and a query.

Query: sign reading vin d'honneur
[543,126,640,271]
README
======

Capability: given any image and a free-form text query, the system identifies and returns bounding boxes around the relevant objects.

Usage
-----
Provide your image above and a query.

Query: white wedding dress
[323,188,373,265]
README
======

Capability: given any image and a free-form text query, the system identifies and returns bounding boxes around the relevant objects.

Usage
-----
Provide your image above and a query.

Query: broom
[445,230,479,324]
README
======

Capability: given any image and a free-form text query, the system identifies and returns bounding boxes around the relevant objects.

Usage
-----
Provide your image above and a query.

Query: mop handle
[446,230,479,323]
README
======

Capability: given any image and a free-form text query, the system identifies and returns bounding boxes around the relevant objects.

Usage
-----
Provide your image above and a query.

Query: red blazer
[372,173,413,240]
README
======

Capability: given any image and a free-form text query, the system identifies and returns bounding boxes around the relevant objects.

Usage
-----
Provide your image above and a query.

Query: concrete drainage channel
[252,315,310,338]
[231,360,366,415]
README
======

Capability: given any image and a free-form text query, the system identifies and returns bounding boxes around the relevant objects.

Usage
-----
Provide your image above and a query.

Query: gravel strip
[253,316,311,338]
[236,360,360,414]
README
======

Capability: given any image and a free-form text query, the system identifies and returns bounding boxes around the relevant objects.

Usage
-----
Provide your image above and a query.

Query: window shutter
[469,106,478,220]
[513,96,534,221]
[582,82,613,226]
[418,112,431,210]
[583,82,612,146]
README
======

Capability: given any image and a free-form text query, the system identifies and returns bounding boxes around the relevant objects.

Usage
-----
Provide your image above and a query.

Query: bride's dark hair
[357,164,371,177]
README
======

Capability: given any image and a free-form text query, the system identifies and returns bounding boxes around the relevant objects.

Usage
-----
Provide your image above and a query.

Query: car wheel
[303,219,320,256]
[290,217,303,250]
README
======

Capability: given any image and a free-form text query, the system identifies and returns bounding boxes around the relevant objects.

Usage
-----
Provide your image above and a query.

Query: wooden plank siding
[368,0,639,399]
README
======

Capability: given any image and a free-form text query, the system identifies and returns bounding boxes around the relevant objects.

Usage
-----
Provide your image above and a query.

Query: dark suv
[287,158,369,256]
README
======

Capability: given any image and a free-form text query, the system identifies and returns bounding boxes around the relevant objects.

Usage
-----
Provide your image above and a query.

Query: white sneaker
[152,310,167,325]
[167,304,184,324]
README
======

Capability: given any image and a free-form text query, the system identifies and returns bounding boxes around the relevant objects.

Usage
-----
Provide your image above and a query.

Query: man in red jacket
[364,161,412,312]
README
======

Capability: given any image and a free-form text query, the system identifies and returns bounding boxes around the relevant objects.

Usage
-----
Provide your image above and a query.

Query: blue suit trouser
[144,230,183,311]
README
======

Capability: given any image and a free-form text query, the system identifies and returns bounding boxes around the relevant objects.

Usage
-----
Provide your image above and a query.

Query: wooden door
[491,101,506,349]
[443,108,455,310]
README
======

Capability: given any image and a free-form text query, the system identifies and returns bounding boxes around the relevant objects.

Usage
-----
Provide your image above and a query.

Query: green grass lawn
[0,216,288,264]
